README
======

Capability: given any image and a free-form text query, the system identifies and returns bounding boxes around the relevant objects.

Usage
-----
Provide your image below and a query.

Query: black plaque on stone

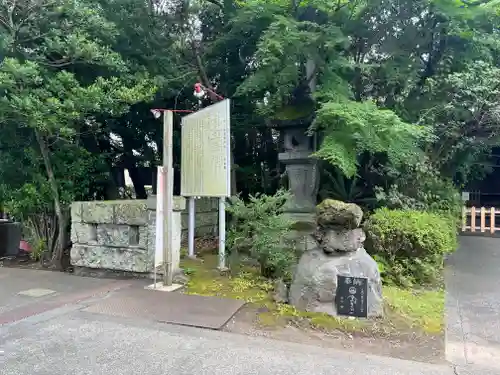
[335,275,368,318]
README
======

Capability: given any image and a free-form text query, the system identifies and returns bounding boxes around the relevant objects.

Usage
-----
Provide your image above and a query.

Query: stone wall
[180,197,218,240]
[70,198,185,275]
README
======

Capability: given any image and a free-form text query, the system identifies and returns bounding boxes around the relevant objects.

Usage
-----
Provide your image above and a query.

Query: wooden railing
[462,206,498,234]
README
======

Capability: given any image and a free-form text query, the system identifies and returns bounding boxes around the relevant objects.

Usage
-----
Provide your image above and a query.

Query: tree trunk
[126,164,148,199]
[35,129,66,269]
[105,178,120,200]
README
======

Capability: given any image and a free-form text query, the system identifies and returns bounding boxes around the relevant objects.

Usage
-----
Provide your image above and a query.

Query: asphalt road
[0,305,455,375]
[446,235,500,374]
[0,266,458,375]
[4,234,500,374]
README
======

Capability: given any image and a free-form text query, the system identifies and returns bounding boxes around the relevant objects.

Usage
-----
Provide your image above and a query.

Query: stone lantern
[273,105,319,250]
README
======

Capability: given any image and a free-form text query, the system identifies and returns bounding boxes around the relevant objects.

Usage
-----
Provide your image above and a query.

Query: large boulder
[288,248,383,317]
[316,199,363,229]
[315,227,366,253]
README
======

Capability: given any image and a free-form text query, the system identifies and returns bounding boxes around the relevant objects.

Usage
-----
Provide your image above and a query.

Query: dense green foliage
[374,160,463,218]
[226,190,296,279]
[1,0,500,267]
[364,208,458,286]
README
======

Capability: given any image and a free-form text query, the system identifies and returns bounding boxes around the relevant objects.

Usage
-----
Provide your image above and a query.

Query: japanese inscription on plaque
[180,99,231,197]
[335,275,368,318]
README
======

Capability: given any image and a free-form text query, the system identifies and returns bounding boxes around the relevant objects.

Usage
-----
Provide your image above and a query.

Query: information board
[180,99,231,197]
[335,275,368,318]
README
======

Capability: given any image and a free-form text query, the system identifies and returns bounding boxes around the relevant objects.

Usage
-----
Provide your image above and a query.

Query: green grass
[180,253,444,337]
[383,286,444,334]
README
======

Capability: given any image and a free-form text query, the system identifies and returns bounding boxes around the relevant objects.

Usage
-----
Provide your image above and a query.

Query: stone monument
[282,199,383,317]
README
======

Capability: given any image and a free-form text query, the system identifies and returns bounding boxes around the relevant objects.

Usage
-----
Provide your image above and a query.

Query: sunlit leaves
[312,100,432,176]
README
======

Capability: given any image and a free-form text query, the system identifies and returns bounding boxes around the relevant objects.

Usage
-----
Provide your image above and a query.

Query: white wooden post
[188,197,196,258]
[163,111,174,286]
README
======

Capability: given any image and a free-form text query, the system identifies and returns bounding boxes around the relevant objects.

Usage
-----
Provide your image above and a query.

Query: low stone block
[71,202,83,223]
[96,224,147,249]
[146,196,186,211]
[288,248,383,317]
[70,244,150,273]
[81,202,114,224]
[70,197,188,275]
[181,211,217,230]
[114,201,148,225]
[147,211,156,251]
[196,198,218,212]
[71,222,96,244]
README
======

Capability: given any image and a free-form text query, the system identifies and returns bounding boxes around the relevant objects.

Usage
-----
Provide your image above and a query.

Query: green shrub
[364,208,458,287]
[226,189,296,280]
[30,239,47,262]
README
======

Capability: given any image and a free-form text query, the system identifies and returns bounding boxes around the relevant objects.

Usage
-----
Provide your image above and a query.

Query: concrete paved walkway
[446,235,500,374]
[0,267,131,324]
[1,310,453,375]
[0,267,455,375]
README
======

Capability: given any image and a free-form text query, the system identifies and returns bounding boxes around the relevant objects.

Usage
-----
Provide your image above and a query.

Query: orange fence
[462,206,498,234]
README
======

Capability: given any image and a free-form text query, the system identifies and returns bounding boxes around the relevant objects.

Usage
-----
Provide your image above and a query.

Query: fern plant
[318,164,377,210]
[311,100,432,177]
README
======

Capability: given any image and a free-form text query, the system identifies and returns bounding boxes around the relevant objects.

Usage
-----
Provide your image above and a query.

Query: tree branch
[204,0,223,9]
[0,15,10,31]
[192,41,221,101]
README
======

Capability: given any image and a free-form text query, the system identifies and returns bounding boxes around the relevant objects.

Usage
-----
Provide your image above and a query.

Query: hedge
[364,208,458,287]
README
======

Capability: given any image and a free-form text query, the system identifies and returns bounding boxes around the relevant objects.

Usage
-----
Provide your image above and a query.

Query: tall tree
[0,0,154,265]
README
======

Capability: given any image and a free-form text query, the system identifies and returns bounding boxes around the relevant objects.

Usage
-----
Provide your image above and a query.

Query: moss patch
[180,254,444,337]
[383,286,444,334]
[181,255,273,303]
